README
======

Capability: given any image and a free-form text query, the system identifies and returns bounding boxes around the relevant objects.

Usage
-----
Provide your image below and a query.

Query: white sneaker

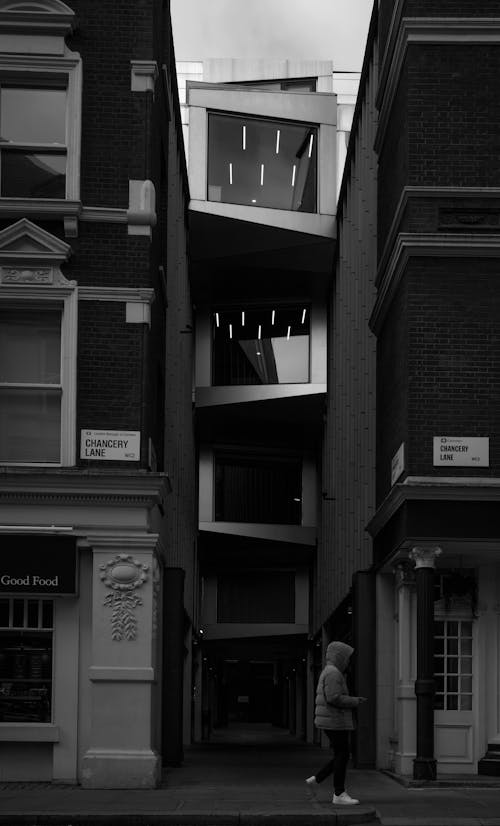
[332,791,359,805]
[305,775,318,786]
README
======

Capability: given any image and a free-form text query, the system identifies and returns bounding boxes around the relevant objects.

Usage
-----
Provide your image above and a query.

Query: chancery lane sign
[80,429,140,461]
[0,535,77,595]
[433,436,489,467]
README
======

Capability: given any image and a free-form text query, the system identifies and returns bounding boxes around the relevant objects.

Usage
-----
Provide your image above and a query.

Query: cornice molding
[370,231,500,335]
[367,476,500,538]
[78,286,155,304]
[0,470,170,508]
[80,206,127,224]
[376,17,500,153]
[378,186,500,278]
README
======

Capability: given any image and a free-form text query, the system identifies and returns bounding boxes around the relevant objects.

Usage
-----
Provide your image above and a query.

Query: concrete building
[0,0,195,787]
[181,60,343,740]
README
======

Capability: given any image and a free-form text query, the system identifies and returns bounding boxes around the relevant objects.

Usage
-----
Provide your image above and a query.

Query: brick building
[321,0,500,778]
[0,0,195,787]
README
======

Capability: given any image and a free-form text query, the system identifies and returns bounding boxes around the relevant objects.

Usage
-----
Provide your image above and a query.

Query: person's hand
[357,696,367,704]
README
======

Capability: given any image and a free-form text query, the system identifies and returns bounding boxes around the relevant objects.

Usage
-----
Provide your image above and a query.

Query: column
[81,536,160,789]
[394,562,417,775]
[409,545,442,781]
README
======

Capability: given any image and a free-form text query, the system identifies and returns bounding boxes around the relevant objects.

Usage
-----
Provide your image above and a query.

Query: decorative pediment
[0,218,73,286]
[0,0,75,49]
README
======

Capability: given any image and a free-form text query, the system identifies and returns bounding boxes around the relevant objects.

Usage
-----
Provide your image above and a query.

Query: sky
[171,0,373,72]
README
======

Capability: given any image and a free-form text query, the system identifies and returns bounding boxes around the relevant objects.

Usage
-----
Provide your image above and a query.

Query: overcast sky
[171,0,373,72]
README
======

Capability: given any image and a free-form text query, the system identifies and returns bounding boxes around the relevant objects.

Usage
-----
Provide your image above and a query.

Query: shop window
[0,84,67,198]
[0,305,63,463]
[214,451,302,525]
[434,620,473,711]
[217,571,295,623]
[0,598,53,723]
[212,306,310,386]
[208,112,317,212]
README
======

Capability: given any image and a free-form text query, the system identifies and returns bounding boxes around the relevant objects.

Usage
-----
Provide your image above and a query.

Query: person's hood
[325,641,354,673]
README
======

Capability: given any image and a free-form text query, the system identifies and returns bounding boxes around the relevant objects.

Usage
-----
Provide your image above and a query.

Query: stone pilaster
[409,545,441,781]
[81,536,160,789]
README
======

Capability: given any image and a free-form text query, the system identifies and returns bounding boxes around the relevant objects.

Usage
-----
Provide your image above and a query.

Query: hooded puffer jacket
[314,641,360,731]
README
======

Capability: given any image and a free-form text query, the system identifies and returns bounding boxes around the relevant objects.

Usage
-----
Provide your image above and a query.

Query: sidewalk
[2,727,500,826]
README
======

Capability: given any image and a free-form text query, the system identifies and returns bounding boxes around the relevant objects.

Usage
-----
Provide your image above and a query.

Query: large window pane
[0,388,61,462]
[0,88,66,144]
[217,572,295,623]
[213,306,310,385]
[2,151,66,198]
[0,308,61,383]
[215,452,302,524]
[208,113,317,212]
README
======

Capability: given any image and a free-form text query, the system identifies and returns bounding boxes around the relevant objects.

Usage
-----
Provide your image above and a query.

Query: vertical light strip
[287,325,291,340]
[229,162,233,184]
[258,324,262,340]
[242,125,246,150]
[291,165,296,187]
[260,163,264,186]
[215,312,220,327]
[301,308,306,324]
[275,129,280,154]
[308,133,314,158]
[229,323,233,339]
[241,311,245,326]
[271,310,275,325]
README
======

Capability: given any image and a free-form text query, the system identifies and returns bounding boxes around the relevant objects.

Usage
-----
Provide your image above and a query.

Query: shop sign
[0,535,77,595]
[80,429,140,461]
[433,436,489,467]
[391,442,405,486]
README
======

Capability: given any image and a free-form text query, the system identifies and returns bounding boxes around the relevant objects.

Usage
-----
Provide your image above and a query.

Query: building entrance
[200,637,309,743]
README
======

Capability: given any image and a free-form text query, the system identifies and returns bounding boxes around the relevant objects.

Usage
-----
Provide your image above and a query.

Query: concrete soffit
[375,15,500,153]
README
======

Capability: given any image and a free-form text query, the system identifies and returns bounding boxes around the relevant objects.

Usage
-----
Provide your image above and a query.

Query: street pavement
[2,725,500,826]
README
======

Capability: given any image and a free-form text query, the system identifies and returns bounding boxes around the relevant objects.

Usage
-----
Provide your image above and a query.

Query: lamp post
[409,545,442,781]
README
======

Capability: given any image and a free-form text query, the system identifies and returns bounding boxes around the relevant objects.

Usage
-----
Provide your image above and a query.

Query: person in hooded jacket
[305,641,367,805]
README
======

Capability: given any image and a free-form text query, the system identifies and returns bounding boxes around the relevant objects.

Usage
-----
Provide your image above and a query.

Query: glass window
[0,306,62,463]
[217,572,295,623]
[0,86,67,198]
[208,113,317,212]
[214,451,302,525]
[434,619,473,712]
[212,306,310,386]
[0,598,53,723]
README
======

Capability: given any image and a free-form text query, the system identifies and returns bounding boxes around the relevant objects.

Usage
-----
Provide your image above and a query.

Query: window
[434,620,473,711]
[0,219,77,466]
[217,572,295,623]
[208,113,317,212]
[0,305,62,462]
[234,78,317,93]
[0,83,67,198]
[212,305,310,385]
[0,598,53,723]
[214,452,302,524]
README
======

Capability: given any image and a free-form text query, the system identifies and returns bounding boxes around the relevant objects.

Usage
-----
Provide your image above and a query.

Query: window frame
[0,288,77,466]
[0,55,81,204]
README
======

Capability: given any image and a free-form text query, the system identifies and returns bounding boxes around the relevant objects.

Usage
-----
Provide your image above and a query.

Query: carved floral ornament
[100,554,149,642]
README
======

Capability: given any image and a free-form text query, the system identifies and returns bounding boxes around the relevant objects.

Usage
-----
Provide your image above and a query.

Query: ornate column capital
[409,546,442,569]
[394,560,416,587]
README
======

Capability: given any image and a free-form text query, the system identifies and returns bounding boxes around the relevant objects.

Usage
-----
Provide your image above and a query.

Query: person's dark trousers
[315,730,350,795]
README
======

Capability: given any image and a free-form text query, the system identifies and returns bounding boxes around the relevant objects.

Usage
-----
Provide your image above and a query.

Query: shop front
[0,471,169,787]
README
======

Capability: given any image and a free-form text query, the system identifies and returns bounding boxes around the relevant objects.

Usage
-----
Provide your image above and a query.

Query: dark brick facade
[374,1,500,543]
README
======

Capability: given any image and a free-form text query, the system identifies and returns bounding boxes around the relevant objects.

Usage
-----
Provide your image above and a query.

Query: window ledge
[0,198,81,237]
[0,723,60,742]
